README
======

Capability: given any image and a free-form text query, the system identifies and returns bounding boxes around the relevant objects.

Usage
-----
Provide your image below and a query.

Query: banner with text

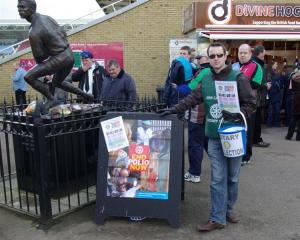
[106,119,172,200]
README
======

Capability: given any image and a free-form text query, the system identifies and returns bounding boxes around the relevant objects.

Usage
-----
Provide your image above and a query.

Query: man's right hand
[292,71,300,83]
[157,108,177,117]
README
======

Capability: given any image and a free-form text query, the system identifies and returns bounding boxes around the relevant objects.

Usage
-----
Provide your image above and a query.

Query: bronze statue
[17,0,93,111]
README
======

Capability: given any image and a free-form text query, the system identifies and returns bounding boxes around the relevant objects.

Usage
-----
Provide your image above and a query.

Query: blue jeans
[188,122,205,176]
[208,138,242,225]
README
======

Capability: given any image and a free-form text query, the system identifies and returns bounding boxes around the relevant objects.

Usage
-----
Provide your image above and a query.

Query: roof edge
[67,0,150,35]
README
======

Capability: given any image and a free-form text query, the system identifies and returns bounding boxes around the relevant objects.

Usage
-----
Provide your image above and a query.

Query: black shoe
[253,141,270,147]
[285,136,292,140]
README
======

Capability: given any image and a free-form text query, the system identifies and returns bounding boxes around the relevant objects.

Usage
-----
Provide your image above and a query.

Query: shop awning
[198,30,300,40]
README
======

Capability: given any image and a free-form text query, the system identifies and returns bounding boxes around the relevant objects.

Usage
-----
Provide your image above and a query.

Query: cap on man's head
[195,48,208,59]
[80,51,93,59]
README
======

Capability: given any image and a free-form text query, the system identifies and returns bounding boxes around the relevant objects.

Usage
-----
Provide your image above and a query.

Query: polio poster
[105,119,172,200]
[215,81,240,113]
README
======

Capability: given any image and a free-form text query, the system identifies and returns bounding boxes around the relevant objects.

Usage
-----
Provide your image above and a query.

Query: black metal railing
[0,98,166,227]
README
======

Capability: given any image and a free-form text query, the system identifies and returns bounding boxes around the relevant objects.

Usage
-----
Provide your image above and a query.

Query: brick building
[1,0,300,100]
[0,0,195,100]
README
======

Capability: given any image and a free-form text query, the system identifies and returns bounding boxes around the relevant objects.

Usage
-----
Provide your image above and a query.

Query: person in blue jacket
[11,62,27,105]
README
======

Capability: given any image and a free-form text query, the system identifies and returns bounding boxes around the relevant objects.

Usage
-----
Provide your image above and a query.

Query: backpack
[163,60,182,107]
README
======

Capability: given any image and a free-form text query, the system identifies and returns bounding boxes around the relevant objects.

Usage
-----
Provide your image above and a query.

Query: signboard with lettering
[169,39,197,65]
[183,0,300,33]
[20,42,124,71]
[96,112,184,228]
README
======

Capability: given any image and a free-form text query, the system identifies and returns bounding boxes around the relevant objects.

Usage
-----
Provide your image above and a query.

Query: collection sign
[183,0,300,33]
[102,118,172,200]
[215,81,240,113]
[96,113,184,228]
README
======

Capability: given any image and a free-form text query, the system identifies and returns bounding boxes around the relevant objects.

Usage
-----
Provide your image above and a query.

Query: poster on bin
[220,129,245,158]
[106,119,172,200]
[101,116,129,152]
[215,81,240,113]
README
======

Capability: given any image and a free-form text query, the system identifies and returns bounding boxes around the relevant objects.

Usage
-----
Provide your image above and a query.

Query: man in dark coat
[100,59,137,102]
[286,68,300,141]
[71,51,107,100]
[17,0,93,111]
[252,45,270,147]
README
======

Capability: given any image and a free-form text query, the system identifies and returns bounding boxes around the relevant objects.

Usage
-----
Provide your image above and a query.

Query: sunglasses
[208,54,224,59]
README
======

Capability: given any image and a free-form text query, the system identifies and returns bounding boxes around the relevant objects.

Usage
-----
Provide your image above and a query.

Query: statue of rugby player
[17,0,93,112]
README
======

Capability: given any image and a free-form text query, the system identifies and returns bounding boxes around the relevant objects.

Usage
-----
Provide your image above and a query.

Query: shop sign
[169,39,197,65]
[183,0,300,33]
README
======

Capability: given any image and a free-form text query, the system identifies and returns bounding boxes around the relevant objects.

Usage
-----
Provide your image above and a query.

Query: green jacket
[175,65,256,138]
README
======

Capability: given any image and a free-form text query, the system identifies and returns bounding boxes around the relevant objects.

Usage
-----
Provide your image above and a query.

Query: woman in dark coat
[286,70,300,141]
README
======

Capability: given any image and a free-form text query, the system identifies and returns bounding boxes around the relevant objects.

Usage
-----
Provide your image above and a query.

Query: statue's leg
[53,62,94,101]
[24,64,55,100]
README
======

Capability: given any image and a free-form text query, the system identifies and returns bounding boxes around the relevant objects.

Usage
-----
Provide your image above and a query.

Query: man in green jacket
[160,42,256,232]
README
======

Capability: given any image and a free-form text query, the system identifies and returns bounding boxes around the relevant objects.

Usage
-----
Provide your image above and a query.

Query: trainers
[129,216,146,221]
[242,158,252,165]
[241,160,247,166]
[184,172,201,183]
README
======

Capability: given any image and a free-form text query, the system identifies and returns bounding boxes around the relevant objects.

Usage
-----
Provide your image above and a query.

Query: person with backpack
[163,46,194,110]
[172,50,210,183]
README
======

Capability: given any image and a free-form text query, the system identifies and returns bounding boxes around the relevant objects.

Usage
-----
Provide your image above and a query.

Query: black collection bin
[12,114,98,199]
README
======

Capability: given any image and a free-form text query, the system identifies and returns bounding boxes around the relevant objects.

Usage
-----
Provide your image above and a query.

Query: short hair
[254,45,265,56]
[108,59,120,68]
[180,46,192,55]
[238,44,252,53]
[207,42,227,55]
[18,0,37,11]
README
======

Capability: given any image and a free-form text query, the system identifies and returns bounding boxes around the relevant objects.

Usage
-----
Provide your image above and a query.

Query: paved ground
[0,126,300,240]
